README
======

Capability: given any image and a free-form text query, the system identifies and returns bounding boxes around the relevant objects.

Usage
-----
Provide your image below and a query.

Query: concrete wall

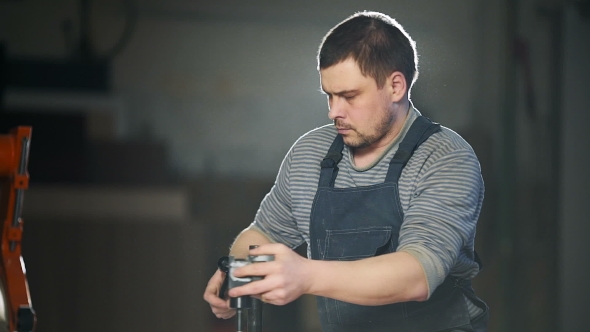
[20,185,211,332]
[559,5,590,331]
[1,0,503,179]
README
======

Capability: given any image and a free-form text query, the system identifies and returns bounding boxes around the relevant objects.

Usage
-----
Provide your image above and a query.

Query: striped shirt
[249,107,484,316]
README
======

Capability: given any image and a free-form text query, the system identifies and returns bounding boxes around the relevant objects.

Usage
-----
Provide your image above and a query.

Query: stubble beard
[336,109,397,149]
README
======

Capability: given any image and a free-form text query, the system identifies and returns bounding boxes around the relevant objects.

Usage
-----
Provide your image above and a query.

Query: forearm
[307,251,429,305]
[229,228,273,258]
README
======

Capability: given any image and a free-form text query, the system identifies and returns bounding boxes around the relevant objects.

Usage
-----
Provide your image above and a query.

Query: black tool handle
[247,245,269,332]
[248,298,263,332]
[217,256,230,299]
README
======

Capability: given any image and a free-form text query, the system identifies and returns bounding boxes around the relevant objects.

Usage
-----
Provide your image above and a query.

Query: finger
[259,288,292,306]
[248,243,288,256]
[259,292,281,305]
[228,279,273,298]
[232,261,274,278]
[204,290,229,308]
[204,270,228,306]
[206,293,235,320]
[215,311,236,320]
[206,292,235,319]
[213,306,236,319]
[213,269,231,295]
[204,281,222,298]
[210,269,225,285]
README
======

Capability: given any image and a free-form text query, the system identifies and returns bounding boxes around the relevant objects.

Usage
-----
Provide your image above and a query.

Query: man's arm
[307,251,429,305]
[230,244,428,306]
[231,144,482,307]
[308,146,483,305]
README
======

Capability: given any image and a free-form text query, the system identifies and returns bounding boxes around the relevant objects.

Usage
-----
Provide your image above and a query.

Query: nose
[327,96,346,120]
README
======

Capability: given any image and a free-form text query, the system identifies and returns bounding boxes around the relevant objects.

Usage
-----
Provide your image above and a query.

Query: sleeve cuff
[399,246,447,299]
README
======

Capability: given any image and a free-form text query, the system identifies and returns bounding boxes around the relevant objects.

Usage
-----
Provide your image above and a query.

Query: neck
[352,100,410,168]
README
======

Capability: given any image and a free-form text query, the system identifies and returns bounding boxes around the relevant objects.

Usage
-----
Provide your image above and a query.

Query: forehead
[320,58,375,93]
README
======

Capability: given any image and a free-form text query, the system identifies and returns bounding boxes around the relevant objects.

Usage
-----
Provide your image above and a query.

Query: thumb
[248,243,286,257]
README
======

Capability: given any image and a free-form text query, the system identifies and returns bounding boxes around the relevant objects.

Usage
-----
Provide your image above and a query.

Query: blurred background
[0,0,589,331]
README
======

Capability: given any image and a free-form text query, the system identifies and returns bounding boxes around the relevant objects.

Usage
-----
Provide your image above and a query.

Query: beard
[334,109,396,149]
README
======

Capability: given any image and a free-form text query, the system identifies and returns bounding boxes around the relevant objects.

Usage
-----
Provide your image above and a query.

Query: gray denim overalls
[309,116,489,332]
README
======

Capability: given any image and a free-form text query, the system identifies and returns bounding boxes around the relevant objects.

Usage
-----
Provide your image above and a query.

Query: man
[203,11,489,332]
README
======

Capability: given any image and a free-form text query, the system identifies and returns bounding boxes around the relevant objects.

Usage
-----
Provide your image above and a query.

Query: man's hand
[228,243,312,306]
[203,269,236,319]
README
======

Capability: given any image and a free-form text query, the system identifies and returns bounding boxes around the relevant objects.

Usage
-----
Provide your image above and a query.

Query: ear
[387,71,407,103]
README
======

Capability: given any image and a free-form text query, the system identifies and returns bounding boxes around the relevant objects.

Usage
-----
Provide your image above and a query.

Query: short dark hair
[318,11,418,90]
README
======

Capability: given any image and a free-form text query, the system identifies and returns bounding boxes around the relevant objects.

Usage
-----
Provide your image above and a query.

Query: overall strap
[318,134,344,188]
[385,116,441,183]
[385,116,486,275]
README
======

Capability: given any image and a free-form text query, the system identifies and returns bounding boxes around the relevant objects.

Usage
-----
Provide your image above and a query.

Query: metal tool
[218,245,274,332]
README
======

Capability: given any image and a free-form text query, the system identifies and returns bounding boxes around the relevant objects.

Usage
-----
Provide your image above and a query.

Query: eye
[344,95,356,101]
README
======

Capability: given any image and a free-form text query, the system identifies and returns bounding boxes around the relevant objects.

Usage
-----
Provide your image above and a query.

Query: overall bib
[309,116,488,332]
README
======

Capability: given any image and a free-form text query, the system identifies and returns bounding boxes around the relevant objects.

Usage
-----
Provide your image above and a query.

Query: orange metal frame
[0,126,36,332]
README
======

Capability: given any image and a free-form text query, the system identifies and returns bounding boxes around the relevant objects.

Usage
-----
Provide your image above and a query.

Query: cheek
[356,101,382,122]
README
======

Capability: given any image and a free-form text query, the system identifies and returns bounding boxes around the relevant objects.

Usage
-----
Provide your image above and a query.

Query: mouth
[336,127,352,134]
[334,120,353,134]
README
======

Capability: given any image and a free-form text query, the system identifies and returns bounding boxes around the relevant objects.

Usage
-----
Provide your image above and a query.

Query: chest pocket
[324,226,394,261]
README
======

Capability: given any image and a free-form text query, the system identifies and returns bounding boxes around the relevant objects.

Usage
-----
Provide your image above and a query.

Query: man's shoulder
[421,125,477,156]
[291,124,338,153]
[405,123,481,172]
[402,122,483,191]
[282,124,338,176]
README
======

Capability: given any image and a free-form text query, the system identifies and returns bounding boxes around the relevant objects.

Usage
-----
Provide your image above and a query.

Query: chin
[343,138,370,149]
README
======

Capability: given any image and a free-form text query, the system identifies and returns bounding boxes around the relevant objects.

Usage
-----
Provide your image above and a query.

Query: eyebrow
[319,87,360,96]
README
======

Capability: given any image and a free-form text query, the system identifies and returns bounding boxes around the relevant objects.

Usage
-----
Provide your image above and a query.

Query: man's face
[320,58,397,150]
